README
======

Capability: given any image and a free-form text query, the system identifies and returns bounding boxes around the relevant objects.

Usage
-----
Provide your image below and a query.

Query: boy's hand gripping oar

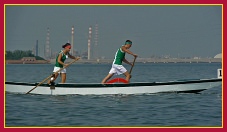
[26,58,79,94]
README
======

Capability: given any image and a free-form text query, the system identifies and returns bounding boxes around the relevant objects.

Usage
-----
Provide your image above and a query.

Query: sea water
[5,63,222,127]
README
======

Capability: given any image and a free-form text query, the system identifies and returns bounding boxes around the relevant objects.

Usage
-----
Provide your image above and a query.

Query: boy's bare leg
[123,71,131,83]
[101,73,114,84]
[47,73,59,84]
[61,73,66,83]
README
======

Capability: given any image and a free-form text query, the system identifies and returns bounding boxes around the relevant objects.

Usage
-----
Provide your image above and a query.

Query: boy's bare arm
[121,46,138,57]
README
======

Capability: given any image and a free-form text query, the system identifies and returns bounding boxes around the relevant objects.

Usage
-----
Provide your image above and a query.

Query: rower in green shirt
[48,43,80,84]
[101,40,138,84]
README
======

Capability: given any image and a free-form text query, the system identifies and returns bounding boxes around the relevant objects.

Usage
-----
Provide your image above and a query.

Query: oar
[26,58,79,94]
[129,56,137,74]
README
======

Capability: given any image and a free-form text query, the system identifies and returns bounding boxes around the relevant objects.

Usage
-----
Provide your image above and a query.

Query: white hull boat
[5,78,222,95]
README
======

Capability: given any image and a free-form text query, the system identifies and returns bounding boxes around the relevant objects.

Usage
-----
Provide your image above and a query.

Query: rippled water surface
[5,63,222,127]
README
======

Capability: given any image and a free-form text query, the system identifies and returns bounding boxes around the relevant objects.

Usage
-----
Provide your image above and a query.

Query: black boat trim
[5,78,222,88]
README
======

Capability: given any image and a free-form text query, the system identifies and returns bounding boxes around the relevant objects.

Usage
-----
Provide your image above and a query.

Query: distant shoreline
[6,58,222,64]
[64,58,222,64]
[5,60,50,64]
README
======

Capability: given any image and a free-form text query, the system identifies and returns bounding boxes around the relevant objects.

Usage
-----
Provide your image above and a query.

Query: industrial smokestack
[88,26,92,60]
[94,23,98,59]
[45,27,50,60]
[36,40,38,56]
[71,26,74,56]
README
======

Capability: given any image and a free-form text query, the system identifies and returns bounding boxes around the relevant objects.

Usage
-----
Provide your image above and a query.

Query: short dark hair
[125,40,132,45]
[126,40,132,43]
[62,43,71,48]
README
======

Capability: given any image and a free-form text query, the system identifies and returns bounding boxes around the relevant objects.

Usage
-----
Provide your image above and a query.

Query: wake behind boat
[5,78,222,95]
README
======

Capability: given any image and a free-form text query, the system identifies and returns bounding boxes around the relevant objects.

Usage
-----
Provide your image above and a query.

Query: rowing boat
[5,78,222,95]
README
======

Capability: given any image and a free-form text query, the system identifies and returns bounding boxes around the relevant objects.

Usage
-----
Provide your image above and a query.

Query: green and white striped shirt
[113,46,125,65]
[55,50,68,68]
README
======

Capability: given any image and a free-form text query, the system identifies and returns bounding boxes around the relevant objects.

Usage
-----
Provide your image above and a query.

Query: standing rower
[101,40,138,84]
[48,43,80,84]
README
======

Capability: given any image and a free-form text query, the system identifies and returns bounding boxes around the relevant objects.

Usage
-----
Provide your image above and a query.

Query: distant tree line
[6,50,45,60]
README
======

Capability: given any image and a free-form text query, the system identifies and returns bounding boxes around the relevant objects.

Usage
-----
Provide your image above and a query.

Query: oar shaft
[26,76,52,94]
[26,59,78,94]
[129,57,137,74]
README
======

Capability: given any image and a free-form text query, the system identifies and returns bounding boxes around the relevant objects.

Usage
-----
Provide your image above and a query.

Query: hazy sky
[6,5,222,59]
